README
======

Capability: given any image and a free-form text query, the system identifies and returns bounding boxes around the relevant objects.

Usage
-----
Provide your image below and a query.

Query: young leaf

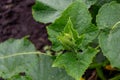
[57,18,80,50]
[47,1,94,51]
[53,47,98,80]
[63,18,79,40]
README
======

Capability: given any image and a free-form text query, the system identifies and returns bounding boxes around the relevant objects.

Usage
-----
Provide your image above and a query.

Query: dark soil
[0,0,51,52]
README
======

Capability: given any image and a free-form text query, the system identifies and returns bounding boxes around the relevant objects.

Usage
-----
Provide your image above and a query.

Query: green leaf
[99,23,120,69]
[47,1,98,51]
[98,30,109,56]
[34,54,75,80]
[57,18,98,51]
[32,0,74,23]
[96,1,120,29]
[53,47,98,80]
[95,0,116,6]
[57,18,80,50]
[97,2,120,68]
[82,0,97,8]
[80,24,99,48]
[9,74,32,80]
[32,0,97,23]
[107,23,120,68]
[0,38,74,80]
[0,38,37,79]
[63,18,79,40]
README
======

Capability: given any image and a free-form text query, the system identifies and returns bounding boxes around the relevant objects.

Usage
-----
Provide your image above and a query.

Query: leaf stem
[89,59,109,69]
[96,67,106,80]
[0,51,46,59]
[89,63,102,69]
[112,21,120,30]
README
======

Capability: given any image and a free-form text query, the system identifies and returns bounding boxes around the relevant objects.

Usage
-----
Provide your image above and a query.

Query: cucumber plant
[0,0,120,80]
[32,0,120,80]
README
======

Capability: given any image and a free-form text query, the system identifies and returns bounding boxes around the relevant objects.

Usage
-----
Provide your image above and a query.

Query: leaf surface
[47,1,98,51]
[0,38,74,80]
[32,0,97,23]
[97,2,120,68]
[53,47,98,80]
[32,0,74,23]
[107,24,120,68]
[97,1,120,29]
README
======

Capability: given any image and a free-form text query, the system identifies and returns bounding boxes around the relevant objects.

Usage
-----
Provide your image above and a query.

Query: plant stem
[96,67,106,80]
[89,58,109,68]
[89,63,102,69]
[112,21,120,30]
